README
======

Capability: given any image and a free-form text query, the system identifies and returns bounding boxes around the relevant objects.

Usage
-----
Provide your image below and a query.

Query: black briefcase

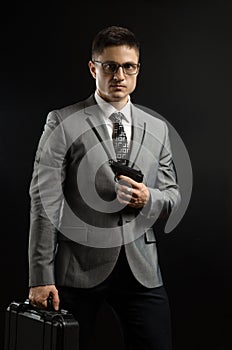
[4,300,79,350]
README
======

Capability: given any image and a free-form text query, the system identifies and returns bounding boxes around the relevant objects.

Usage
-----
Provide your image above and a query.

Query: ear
[88,60,96,79]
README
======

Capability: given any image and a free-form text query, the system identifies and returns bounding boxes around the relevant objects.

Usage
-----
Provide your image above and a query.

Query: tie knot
[109,112,123,124]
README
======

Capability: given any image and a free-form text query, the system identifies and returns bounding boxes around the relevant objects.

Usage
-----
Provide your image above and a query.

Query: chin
[110,92,126,99]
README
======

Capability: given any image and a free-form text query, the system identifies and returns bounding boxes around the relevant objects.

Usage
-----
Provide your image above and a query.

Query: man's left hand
[116,175,150,208]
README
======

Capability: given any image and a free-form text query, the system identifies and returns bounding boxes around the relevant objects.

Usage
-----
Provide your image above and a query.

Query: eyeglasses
[93,60,140,75]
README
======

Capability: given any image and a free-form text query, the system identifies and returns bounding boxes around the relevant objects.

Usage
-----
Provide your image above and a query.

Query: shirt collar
[94,91,131,123]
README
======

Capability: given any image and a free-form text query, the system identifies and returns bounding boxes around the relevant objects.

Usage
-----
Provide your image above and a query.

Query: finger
[117,192,131,204]
[28,292,38,306]
[51,291,60,311]
[118,188,132,197]
[117,190,133,201]
[117,178,130,187]
[118,197,132,205]
[131,189,139,198]
[40,300,48,309]
[127,201,137,207]
[28,292,34,304]
[117,194,138,207]
[117,184,134,194]
[118,175,139,188]
[30,299,46,309]
[115,182,130,193]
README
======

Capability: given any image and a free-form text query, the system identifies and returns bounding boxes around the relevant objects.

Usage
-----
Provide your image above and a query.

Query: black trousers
[58,247,172,350]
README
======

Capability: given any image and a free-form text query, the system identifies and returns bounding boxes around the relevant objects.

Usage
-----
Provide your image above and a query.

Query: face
[89,45,139,107]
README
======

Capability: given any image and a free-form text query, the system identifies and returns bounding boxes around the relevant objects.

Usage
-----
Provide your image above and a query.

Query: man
[28,26,180,350]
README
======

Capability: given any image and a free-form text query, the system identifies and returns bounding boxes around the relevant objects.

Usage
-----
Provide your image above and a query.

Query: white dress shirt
[94,91,132,146]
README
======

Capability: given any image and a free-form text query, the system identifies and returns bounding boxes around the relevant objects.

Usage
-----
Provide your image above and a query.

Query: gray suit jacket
[28,95,180,289]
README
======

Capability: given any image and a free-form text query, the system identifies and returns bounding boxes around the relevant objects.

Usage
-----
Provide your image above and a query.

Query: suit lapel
[83,95,116,159]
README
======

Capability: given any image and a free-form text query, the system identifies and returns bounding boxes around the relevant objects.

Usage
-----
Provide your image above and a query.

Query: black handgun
[109,159,144,183]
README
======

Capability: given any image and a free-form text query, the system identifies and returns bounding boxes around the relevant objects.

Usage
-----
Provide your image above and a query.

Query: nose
[113,66,125,80]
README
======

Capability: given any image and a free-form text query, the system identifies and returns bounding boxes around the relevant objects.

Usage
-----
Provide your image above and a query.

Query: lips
[111,85,126,88]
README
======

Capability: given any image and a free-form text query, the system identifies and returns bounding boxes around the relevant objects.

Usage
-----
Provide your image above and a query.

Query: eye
[103,63,117,73]
[123,63,135,70]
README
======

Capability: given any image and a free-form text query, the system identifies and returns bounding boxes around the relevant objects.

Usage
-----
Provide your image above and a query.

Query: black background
[1,1,231,349]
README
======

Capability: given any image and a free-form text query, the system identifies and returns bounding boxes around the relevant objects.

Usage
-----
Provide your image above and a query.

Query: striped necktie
[109,112,129,165]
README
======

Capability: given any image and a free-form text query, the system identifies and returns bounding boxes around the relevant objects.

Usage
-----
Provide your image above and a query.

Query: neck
[96,90,128,111]
[109,100,128,110]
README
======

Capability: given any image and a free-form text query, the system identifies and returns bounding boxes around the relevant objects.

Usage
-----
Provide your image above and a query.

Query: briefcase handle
[25,298,69,316]
[25,298,53,310]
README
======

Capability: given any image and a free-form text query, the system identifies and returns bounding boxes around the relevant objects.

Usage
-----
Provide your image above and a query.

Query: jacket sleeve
[28,111,67,287]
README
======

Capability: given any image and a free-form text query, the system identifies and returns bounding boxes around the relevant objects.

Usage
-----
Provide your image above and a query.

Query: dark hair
[92,26,140,58]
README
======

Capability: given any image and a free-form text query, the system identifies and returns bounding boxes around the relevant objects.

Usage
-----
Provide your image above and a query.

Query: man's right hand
[29,285,60,311]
